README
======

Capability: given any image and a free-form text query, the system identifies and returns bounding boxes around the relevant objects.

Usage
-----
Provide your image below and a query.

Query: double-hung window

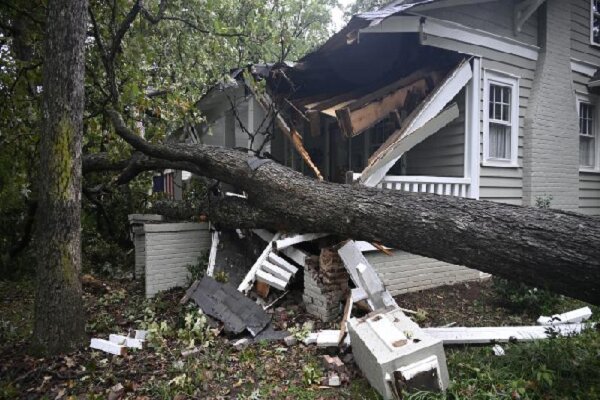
[591,0,600,46]
[483,70,519,167]
[578,98,599,171]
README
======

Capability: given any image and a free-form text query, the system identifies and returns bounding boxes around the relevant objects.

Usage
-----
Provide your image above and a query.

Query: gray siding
[478,57,533,205]
[573,70,600,215]
[143,223,211,298]
[405,90,465,177]
[417,0,538,45]
[571,0,600,65]
[365,250,484,296]
[579,173,600,215]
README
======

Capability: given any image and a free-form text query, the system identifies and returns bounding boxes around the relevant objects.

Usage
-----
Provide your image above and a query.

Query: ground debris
[184,276,271,336]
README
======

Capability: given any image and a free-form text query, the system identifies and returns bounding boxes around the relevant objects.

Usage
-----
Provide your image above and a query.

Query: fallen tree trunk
[104,110,600,305]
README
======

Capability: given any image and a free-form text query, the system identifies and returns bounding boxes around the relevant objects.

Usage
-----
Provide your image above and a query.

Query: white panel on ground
[423,323,592,345]
[537,307,592,325]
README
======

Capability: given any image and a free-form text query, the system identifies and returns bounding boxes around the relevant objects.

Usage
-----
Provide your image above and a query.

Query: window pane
[579,102,595,136]
[580,137,595,167]
[490,123,511,159]
[502,105,510,122]
[494,104,502,120]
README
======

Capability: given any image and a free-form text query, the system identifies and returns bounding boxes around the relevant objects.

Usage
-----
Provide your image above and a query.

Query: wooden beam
[335,77,432,137]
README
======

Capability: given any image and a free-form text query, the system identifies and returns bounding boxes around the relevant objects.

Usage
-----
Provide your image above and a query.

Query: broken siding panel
[364,250,482,296]
[404,90,465,177]
[417,1,538,46]
[571,0,600,65]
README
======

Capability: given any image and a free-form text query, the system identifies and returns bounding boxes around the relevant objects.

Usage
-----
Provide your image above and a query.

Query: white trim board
[410,0,498,12]
[359,16,539,61]
[423,323,592,345]
[571,59,598,77]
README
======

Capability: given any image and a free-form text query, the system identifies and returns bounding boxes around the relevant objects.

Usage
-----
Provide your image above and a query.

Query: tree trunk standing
[33,0,88,354]
[107,111,600,305]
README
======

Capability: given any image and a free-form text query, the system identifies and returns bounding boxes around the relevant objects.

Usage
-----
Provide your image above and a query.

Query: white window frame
[591,0,600,46]
[577,94,600,172]
[482,70,519,167]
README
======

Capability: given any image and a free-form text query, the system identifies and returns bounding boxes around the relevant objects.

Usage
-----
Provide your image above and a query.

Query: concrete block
[348,308,449,399]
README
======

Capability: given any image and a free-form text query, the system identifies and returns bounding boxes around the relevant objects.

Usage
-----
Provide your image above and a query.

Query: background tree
[31,0,88,353]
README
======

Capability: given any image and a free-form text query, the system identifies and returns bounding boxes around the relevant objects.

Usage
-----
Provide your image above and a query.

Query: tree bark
[32,0,88,354]
[107,110,600,305]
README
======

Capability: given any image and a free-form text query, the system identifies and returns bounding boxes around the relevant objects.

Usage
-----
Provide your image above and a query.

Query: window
[578,99,599,170]
[592,0,600,46]
[483,71,519,167]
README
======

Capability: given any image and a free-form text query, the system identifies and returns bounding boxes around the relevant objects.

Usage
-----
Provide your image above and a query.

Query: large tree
[96,112,600,306]
[32,0,88,354]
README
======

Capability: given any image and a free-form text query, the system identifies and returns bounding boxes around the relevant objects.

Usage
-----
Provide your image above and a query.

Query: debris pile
[121,221,597,400]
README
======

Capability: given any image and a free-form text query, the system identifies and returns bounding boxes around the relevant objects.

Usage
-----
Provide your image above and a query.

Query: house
[192,0,600,296]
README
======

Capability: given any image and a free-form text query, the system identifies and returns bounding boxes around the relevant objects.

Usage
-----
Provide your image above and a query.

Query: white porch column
[465,57,481,199]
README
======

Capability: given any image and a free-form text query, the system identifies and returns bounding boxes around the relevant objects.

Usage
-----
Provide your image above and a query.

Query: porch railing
[352,174,473,198]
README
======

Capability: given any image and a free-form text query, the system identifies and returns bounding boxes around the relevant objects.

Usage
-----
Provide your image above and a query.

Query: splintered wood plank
[336,78,429,137]
[246,82,323,180]
[338,293,353,344]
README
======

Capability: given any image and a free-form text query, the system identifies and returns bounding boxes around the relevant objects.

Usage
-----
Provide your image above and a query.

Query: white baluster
[444,184,451,196]
[460,184,467,198]
[453,184,460,197]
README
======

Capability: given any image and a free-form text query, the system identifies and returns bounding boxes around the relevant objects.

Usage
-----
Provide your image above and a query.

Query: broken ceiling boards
[360,58,472,187]
[187,276,271,337]
[335,71,442,138]
[422,323,593,345]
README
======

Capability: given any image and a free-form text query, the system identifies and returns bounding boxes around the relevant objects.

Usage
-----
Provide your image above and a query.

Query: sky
[331,0,356,32]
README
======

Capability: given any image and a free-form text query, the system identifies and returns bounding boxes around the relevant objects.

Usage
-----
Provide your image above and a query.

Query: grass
[405,327,600,399]
[1,276,600,399]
